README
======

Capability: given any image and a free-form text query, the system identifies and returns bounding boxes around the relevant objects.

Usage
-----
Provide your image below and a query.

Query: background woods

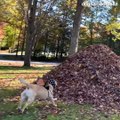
[0,0,120,119]
[0,0,120,66]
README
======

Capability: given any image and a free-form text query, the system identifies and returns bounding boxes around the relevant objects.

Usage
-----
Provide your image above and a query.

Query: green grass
[47,103,120,120]
[0,65,120,120]
[0,66,51,73]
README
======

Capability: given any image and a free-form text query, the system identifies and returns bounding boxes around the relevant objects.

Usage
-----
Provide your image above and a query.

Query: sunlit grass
[0,66,52,73]
[0,66,52,88]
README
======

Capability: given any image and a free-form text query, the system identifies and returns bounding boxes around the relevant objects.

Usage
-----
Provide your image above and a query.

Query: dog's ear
[34,77,45,86]
[33,76,40,84]
[44,81,49,90]
[44,81,49,86]
[37,76,40,81]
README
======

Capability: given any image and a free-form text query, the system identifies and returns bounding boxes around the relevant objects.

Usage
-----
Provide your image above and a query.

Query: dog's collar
[44,86,49,90]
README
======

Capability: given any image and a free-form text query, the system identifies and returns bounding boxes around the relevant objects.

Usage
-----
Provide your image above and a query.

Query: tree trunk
[56,38,60,59]
[24,0,38,67]
[89,13,94,45]
[21,25,26,58]
[44,32,48,56]
[69,0,84,56]
[60,33,65,59]
[16,21,23,57]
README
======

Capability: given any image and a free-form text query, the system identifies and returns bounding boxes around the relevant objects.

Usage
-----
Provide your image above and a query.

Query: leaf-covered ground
[44,45,120,113]
[0,64,120,120]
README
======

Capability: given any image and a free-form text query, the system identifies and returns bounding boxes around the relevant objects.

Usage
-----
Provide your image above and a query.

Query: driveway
[0,59,60,66]
[0,52,60,66]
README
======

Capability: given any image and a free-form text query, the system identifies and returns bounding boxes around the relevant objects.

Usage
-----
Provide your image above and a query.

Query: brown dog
[18,78,57,113]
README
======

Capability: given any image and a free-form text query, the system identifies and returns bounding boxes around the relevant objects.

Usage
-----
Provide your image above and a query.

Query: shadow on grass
[0,88,20,119]
[0,88,20,100]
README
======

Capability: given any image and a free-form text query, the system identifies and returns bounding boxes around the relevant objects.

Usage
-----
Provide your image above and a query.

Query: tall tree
[69,0,84,56]
[24,0,38,66]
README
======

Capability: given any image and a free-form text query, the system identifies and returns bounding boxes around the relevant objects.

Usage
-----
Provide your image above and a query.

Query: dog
[18,78,57,113]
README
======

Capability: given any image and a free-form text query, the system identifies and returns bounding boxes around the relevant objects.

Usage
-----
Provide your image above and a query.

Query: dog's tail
[18,78,30,88]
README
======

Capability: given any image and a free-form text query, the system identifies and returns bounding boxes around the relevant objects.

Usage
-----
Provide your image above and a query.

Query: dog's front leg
[53,98,57,101]
[50,97,57,107]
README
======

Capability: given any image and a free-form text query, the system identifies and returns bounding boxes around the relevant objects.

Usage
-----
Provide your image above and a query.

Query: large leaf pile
[43,44,120,113]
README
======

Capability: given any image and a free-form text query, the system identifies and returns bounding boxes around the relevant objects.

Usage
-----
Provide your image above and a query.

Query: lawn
[0,65,120,120]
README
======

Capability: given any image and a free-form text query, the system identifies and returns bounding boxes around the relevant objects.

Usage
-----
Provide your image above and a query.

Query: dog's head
[44,79,57,90]
[33,77,45,86]
[49,79,57,89]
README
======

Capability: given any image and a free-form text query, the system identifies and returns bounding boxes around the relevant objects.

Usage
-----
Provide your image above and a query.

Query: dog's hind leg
[18,94,27,111]
[21,97,35,113]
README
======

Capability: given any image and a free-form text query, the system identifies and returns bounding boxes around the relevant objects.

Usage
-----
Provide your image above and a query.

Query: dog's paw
[54,104,57,107]
[17,108,22,113]
[53,98,57,101]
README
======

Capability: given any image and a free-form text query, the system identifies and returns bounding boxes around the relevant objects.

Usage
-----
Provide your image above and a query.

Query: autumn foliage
[43,44,120,113]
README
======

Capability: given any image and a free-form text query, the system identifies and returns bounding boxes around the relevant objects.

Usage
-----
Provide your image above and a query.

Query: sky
[83,0,117,24]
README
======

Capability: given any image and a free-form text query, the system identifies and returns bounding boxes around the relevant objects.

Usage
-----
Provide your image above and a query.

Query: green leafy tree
[106,22,120,41]
[1,25,18,50]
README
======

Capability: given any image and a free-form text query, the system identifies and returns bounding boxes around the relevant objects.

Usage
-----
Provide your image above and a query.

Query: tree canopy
[0,0,120,66]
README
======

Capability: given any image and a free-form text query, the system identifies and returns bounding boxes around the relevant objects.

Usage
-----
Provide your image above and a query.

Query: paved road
[0,59,60,66]
[0,52,60,66]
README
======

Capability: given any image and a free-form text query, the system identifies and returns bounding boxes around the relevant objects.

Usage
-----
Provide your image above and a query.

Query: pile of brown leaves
[43,44,120,113]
